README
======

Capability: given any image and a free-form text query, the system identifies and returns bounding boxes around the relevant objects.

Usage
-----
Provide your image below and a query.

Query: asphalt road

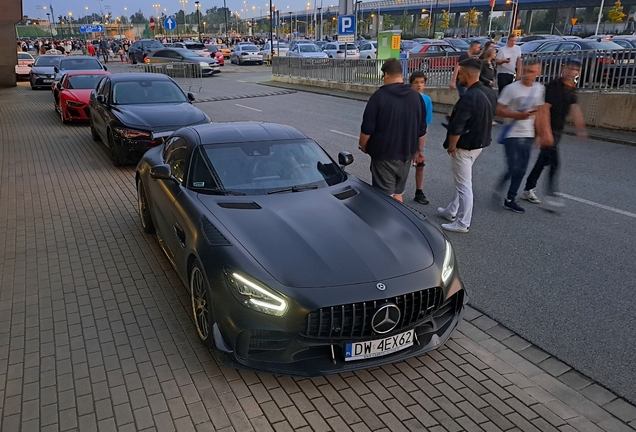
[188,71,636,403]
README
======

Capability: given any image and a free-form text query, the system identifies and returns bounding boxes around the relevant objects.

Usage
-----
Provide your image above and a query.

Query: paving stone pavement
[1,84,635,432]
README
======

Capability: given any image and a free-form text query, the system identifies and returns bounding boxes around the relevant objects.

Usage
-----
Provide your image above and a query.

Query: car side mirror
[28,63,33,67]
[54,66,59,73]
[56,82,62,90]
[150,164,174,181]
[187,92,195,102]
[338,151,354,167]
[103,66,107,71]
[95,94,105,104]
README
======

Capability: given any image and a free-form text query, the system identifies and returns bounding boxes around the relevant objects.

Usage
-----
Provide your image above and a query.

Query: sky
[22,0,327,21]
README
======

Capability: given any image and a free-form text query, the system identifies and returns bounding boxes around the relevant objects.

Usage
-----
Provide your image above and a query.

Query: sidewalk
[260,81,636,147]
[0,83,635,432]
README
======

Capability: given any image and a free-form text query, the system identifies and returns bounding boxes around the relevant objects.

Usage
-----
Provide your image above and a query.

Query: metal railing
[273,49,636,93]
[124,63,204,93]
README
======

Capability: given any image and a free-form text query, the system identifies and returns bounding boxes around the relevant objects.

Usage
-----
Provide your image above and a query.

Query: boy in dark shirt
[522,59,587,208]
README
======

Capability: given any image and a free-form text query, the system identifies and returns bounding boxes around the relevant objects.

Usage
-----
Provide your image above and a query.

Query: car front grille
[301,287,443,339]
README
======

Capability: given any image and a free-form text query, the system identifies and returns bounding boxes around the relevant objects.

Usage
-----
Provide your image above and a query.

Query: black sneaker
[414,191,429,205]
[503,199,525,213]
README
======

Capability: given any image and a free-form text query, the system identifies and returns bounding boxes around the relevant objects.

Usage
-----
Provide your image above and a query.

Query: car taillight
[336,50,343,54]
[600,57,615,64]
[241,52,249,56]
[258,52,263,55]
[144,57,150,63]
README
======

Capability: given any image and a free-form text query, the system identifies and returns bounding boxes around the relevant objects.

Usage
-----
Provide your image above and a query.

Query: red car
[52,70,110,123]
[408,43,460,72]
[205,44,225,66]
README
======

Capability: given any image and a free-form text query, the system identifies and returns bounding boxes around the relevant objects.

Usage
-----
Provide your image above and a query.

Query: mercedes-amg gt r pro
[135,122,467,375]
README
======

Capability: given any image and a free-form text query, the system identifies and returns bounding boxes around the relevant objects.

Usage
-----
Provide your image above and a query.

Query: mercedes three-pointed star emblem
[371,304,401,334]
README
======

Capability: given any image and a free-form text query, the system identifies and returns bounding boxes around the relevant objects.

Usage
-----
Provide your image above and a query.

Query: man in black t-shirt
[521,59,587,208]
[450,41,481,97]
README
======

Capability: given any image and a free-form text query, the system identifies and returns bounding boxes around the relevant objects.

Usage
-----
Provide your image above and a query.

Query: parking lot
[0,75,635,432]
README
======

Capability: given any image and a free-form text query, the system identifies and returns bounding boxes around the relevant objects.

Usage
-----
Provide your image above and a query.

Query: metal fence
[273,49,636,93]
[125,63,204,93]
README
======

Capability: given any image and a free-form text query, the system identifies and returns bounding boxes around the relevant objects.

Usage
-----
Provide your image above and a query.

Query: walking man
[450,40,481,97]
[438,58,497,233]
[409,71,434,204]
[496,58,552,213]
[495,34,522,94]
[522,59,587,208]
[359,59,427,202]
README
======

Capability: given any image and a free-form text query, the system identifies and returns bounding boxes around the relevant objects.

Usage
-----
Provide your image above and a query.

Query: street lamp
[179,0,188,34]
[195,1,202,40]
[36,5,46,20]
[46,12,53,37]
[85,6,89,24]
[152,4,160,17]
[68,12,73,35]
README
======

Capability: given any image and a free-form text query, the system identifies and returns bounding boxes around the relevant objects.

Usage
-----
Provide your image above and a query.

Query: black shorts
[370,159,412,195]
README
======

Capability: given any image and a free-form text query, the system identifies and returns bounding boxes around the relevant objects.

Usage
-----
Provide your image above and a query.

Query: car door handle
[174,224,186,248]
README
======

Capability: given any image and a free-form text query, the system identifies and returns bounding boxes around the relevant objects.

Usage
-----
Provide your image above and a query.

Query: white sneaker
[437,207,457,222]
[521,189,541,204]
[441,221,469,233]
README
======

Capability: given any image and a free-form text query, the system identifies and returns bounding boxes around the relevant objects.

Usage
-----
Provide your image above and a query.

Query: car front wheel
[90,119,101,142]
[107,130,123,166]
[137,179,155,234]
[190,260,215,348]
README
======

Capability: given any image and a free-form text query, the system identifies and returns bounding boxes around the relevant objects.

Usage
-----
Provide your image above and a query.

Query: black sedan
[29,55,64,89]
[89,73,210,166]
[135,122,467,376]
[145,48,221,76]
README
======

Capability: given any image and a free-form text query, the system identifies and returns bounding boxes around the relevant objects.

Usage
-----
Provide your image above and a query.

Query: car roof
[108,73,172,82]
[190,122,308,145]
[59,56,99,61]
[64,70,110,76]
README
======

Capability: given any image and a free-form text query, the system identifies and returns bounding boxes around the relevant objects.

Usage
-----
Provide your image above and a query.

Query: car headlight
[226,272,287,316]
[199,61,209,67]
[113,127,152,139]
[441,240,455,286]
[66,100,84,107]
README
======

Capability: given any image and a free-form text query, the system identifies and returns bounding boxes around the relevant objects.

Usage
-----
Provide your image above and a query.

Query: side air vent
[217,202,262,210]
[201,217,231,246]
[333,187,358,200]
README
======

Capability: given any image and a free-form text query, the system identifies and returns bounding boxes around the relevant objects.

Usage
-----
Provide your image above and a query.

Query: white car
[263,41,289,57]
[323,42,360,59]
[359,41,377,59]
[171,42,211,58]
[230,44,264,65]
[16,52,35,78]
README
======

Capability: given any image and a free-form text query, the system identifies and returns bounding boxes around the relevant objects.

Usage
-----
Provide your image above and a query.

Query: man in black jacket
[359,59,427,202]
[438,58,497,233]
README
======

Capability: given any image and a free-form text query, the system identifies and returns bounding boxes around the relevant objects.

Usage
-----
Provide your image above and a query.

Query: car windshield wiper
[194,187,246,196]
[267,185,318,195]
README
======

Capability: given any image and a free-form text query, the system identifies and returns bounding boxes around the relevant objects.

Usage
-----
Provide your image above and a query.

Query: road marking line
[236,79,248,82]
[235,104,262,112]
[330,129,358,139]
[558,193,636,219]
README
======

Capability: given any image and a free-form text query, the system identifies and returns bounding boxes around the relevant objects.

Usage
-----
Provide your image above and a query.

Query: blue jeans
[501,137,534,202]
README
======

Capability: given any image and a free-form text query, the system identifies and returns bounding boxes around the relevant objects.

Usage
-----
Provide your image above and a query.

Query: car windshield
[448,39,469,48]
[299,45,321,52]
[181,50,203,57]
[111,80,188,105]
[60,58,103,70]
[241,45,259,51]
[186,43,206,50]
[217,44,228,49]
[205,45,218,52]
[18,53,33,60]
[195,140,345,194]
[270,42,288,48]
[142,40,164,49]
[34,56,62,66]
[401,41,417,50]
[339,44,356,50]
[521,41,545,52]
[584,41,624,49]
[67,74,104,89]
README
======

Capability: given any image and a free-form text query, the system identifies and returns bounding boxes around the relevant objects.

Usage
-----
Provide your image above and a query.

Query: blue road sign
[79,24,104,33]
[338,15,356,35]
[164,16,176,31]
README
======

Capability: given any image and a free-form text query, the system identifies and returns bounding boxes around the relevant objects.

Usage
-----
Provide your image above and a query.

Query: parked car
[520,35,562,43]
[610,37,636,49]
[134,121,467,375]
[359,41,377,59]
[204,44,225,65]
[286,43,329,58]
[289,40,316,51]
[400,40,418,52]
[409,43,460,72]
[29,54,64,89]
[129,39,165,64]
[263,41,289,56]
[89,73,210,165]
[145,48,221,76]
[170,41,211,57]
[52,71,110,123]
[314,41,328,50]
[15,52,35,78]
[54,56,106,81]
[323,42,360,59]
[214,44,231,59]
[444,38,471,51]
[520,40,552,53]
[230,44,264,65]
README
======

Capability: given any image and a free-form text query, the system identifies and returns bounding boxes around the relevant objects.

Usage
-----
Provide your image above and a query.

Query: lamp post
[223,0,228,41]
[268,2,273,54]
[195,1,201,40]
[46,12,53,37]
[36,5,46,20]
[85,6,89,24]
[354,0,362,39]
[317,7,322,39]
[68,12,73,35]
[179,0,188,35]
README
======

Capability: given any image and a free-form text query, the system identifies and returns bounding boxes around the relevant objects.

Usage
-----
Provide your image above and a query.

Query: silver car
[230,44,264,65]
[359,41,377,59]
[323,42,359,59]
[263,41,289,57]
[286,44,328,58]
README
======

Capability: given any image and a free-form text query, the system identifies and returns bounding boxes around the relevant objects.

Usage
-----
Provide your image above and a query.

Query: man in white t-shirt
[495,34,523,94]
[495,58,552,213]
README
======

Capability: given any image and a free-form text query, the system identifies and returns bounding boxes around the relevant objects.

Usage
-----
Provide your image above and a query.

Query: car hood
[31,66,56,75]
[63,89,93,102]
[112,103,208,130]
[200,183,435,288]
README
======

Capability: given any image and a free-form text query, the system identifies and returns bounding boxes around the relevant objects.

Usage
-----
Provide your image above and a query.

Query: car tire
[107,130,123,167]
[137,179,155,234]
[190,259,215,348]
[59,107,69,124]
[131,56,137,64]
[367,56,371,59]
[90,120,101,142]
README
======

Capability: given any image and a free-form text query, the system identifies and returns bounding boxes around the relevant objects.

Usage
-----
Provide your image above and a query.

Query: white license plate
[43,79,53,83]
[345,329,414,361]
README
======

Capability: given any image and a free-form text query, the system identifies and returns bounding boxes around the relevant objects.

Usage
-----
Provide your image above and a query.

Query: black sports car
[29,55,65,89]
[135,122,467,376]
[89,73,210,165]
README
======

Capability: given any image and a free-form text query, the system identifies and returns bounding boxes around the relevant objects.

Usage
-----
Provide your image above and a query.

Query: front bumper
[63,103,91,121]
[31,75,56,87]
[113,131,172,163]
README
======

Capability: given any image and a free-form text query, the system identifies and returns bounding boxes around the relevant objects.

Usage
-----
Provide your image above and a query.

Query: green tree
[400,10,410,33]
[608,1,627,22]
[463,8,480,29]
[440,10,450,30]
[130,9,148,24]
[383,14,395,30]
[419,16,431,33]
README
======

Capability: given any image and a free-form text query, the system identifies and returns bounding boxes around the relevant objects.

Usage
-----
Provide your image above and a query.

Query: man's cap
[564,58,582,67]
[458,57,482,70]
